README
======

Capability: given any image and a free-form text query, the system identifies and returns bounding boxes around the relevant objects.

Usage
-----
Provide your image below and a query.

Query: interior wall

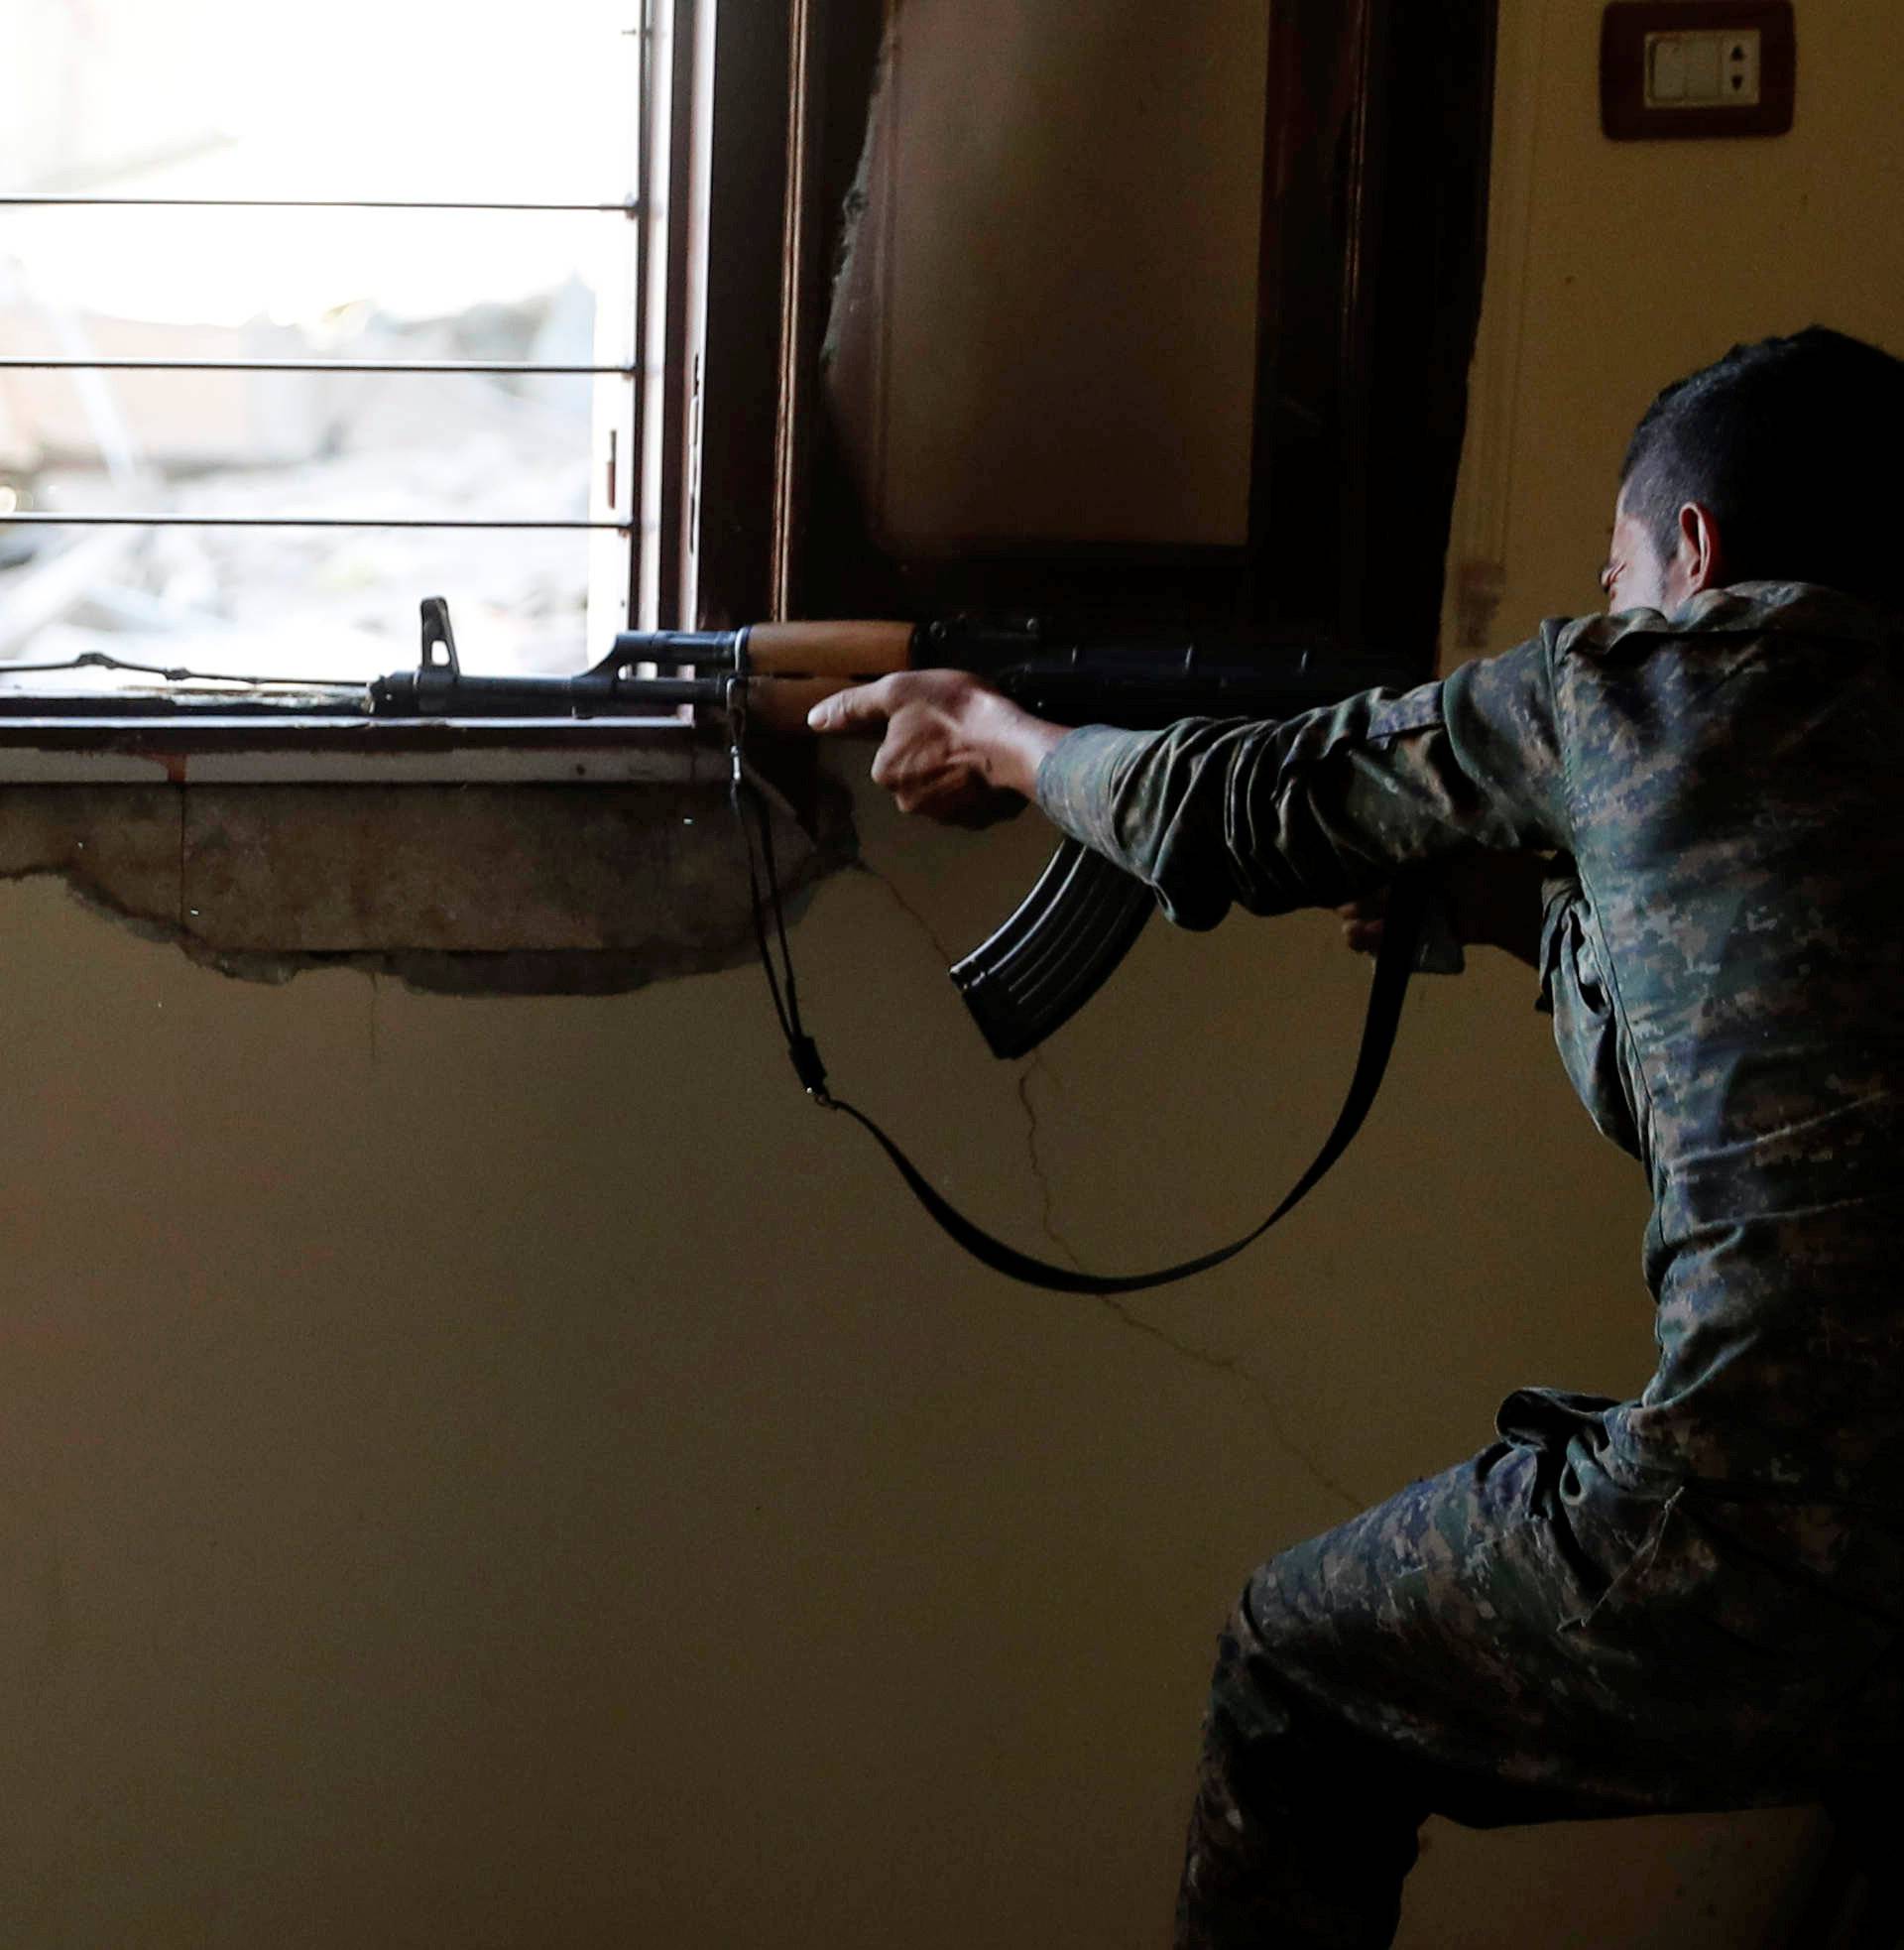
[1476,0,1904,643]
[1,1,1900,1943]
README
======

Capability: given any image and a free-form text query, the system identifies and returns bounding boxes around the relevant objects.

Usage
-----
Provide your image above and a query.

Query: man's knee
[1179,1608,1424,1950]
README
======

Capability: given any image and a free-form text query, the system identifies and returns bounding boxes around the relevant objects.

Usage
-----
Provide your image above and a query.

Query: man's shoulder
[1542,583,1896,666]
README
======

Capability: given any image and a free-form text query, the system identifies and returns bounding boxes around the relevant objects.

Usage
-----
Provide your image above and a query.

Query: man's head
[1603,326,1904,615]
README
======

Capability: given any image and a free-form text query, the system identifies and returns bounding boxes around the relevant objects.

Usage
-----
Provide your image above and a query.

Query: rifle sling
[733,759,1421,1297]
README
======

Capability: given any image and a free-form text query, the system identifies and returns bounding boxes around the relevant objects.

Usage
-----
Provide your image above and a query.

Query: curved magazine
[949,839,1157,1059]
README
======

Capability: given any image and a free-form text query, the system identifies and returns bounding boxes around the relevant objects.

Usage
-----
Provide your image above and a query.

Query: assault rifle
[0,597,1441,1291]
[370,599,1437,1059]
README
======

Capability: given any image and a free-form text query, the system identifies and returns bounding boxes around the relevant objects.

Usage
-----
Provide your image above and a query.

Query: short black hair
[1619,326,1904,603]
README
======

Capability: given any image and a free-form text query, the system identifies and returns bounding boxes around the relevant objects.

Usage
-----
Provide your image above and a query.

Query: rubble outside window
[0,0,645,703]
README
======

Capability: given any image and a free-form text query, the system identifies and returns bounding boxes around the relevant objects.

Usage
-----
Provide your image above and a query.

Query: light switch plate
[1602,2,1794,140]
[1644,29,1759,107]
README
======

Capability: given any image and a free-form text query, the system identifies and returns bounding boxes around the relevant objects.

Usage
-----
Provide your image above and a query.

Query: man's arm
[812,633,1572,929]
[1025,643,1569,928]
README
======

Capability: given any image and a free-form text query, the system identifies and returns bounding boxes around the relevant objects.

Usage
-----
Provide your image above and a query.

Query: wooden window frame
[755,0,1498,683]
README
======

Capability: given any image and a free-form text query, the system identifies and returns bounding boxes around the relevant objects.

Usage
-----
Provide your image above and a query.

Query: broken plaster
[0,775,856,998]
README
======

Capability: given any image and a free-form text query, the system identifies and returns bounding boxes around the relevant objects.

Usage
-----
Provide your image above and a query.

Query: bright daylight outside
[0,0,639,695]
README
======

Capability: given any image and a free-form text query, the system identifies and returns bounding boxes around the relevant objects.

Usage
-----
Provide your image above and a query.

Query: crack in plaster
[857,861,959,970]
[854,858,1366,1518]
[1013,1052,1366,1518]
[1093,1294,1367,1517]
[1014,1052,1088,1272]
[12,786,1363,1519]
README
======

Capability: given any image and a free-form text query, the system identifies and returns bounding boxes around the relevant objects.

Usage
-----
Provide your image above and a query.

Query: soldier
[810,326,1904,1947]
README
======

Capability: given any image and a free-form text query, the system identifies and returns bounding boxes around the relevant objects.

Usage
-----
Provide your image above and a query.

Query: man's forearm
[813,643,1568,935]
[1028,661,1567,933]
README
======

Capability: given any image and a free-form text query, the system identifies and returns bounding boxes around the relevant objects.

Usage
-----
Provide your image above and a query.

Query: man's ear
[1674,501,1725,598]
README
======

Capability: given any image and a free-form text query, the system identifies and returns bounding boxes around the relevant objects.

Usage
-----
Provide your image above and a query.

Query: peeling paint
[820,12,899,379]
[0,776,857,998]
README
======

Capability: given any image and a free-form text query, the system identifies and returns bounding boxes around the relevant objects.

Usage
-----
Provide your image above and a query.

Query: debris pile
[0,280,606,688]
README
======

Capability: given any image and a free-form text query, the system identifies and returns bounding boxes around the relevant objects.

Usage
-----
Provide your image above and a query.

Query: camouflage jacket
[1035,583,1904,1505]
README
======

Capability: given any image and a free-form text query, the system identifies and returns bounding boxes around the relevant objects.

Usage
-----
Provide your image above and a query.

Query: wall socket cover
[1643,28,1760,107]
[1602,2,1795,141]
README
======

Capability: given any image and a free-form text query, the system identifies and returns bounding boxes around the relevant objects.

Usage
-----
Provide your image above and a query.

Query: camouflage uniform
[1033,584,1904,1946]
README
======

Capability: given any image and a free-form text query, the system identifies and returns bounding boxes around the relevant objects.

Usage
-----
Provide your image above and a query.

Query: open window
[0,0,682,687]
[3,0,1494,730]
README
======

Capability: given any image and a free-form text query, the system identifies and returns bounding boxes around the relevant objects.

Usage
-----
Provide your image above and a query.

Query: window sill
[0,715,707,786]
[0,727,855,995]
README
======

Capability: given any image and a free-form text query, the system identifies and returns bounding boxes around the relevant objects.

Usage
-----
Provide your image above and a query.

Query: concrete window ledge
[0,767,855,996]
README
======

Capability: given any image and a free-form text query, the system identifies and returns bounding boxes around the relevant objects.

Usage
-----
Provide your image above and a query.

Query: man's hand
[807,670,1068,827]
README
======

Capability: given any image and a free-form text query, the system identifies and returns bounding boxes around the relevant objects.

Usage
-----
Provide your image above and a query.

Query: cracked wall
[0,746,1806,1948]
[2,0,1896,1939]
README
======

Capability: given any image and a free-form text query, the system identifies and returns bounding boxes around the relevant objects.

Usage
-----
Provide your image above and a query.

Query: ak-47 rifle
[371,597,1449,1294]
[371,599,1435,1060]
[0,597,1441,1292]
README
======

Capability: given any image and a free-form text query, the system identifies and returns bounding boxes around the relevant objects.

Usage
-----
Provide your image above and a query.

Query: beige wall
[1482,0,1904,643]
[1,1,1900,1942]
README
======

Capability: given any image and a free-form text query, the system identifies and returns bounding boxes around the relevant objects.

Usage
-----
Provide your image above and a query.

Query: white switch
[1649,35,1687,101]
[1644,29,1763,109]
[1684,37,1722,100]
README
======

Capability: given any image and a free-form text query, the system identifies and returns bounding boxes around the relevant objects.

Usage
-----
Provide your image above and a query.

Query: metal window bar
[630,0,673,631]
[1,359,633,374]
[0,192,639,537]
[0,3,681,620]
[0,3,705,640]
[0,195,638,212]
[0,515,629,530]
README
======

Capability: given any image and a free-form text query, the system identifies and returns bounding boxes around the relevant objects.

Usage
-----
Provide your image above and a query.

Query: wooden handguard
[742,620,916,677]
[743,676,860,736]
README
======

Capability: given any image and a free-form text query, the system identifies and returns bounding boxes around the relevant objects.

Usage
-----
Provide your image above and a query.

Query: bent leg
[1175,1412,1904,1949]
[1176,1434,1618,1950]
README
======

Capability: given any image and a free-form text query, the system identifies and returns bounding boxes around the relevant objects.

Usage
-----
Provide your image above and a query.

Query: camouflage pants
[1175,1389,1904,1949]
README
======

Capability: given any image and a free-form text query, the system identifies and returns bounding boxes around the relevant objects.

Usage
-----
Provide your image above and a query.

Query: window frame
[0,0,1498,788]
[0,0,778,783]
[780,0,1497,676]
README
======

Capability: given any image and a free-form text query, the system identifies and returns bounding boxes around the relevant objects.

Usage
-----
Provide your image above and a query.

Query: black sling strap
[732,756,1422,1297]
